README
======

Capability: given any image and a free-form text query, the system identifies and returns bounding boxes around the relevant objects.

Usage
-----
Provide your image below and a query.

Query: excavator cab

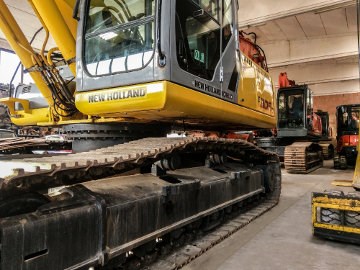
[0,0,276,136]
[334,104,360,168]
[75,0,266,121]
[279,91,305,128]
[316,110,332,139]
[78,0,239,96]
[277,85,321,138]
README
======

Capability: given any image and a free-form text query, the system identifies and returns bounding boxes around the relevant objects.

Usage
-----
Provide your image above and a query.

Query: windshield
[84,0,155,76]
[337,105,360,132]
[278,91,305,129]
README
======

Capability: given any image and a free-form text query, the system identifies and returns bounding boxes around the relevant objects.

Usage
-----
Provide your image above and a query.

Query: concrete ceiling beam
[263,34,358,67]
[309,79,360,95]
[269,58,359,86]
[238,0,355,28]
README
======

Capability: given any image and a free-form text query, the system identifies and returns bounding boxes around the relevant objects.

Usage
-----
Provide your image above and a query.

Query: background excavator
[256,73,333,173]
[0,1,281,269]
[334,104,360,169]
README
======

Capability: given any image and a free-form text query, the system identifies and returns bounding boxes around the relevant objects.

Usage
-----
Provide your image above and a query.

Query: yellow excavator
[0,1,281,269]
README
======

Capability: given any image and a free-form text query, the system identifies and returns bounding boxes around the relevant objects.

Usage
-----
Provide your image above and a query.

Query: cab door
[220,0,239,103]
[171,0,223,99]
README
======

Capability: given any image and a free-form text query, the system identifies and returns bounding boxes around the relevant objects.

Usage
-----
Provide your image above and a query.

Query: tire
[333,156,340,169]
[339,156,347,170]
[345,211,360,228]
[320,208,341,224]
[344,192,360,227]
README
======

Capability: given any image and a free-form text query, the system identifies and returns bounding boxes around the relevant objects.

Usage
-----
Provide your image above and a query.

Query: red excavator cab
[278,72,296,88]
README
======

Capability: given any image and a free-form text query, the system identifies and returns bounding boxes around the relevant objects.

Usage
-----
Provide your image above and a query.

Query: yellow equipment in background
[312,126,360,244]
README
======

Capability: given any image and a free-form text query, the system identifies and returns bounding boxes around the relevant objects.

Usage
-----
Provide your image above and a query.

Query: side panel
[238,55,275,117]
[0,192,103,270]
[220,0,239,102]
[75,81,276,128]
[14,84,48,110]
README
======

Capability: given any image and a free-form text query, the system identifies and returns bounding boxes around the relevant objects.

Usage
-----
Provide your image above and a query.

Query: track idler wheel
[339,156,348,170]
[256,161,281,198]
[333,155,340,169]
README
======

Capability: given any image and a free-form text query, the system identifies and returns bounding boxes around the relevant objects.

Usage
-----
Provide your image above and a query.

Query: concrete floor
[184,161,360,270]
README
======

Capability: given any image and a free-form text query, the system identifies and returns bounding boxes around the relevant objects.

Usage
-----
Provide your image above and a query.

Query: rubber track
[0,137,275,198]
[144,161,281,270]
[319,143,333,160]
[147,198,280,270]
[0,137,281,269]
[284,142,322,174]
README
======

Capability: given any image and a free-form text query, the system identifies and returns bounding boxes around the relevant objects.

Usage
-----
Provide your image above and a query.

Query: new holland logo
[88,88,147,103]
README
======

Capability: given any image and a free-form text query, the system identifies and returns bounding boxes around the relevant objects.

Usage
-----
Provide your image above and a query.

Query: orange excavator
[334,104,360,169]
[257,73,333,173]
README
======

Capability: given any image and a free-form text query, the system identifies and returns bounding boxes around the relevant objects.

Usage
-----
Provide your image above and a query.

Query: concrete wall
[313,93,360,137]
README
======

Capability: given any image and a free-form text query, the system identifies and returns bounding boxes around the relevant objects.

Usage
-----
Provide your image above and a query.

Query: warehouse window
[0,49,32,86]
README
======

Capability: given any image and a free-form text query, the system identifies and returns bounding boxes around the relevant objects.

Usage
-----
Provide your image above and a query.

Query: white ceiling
[242,5,357,42]
[0,0,56,51]
[238,0,359,95]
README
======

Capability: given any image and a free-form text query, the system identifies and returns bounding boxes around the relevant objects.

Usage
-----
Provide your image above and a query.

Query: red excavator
[334,104,360,169]
[257,73,333,173]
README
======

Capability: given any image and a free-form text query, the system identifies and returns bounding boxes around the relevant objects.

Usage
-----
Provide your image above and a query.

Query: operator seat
[85,9,115,66]
[291,97,304,123]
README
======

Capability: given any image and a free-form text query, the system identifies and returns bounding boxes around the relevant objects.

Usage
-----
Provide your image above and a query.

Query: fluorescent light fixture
[99,31,117,40]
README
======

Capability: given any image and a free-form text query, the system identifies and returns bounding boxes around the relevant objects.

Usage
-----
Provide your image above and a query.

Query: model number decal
[88,88,147,103]
[258,96,273,110]
[193,80,234,100]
